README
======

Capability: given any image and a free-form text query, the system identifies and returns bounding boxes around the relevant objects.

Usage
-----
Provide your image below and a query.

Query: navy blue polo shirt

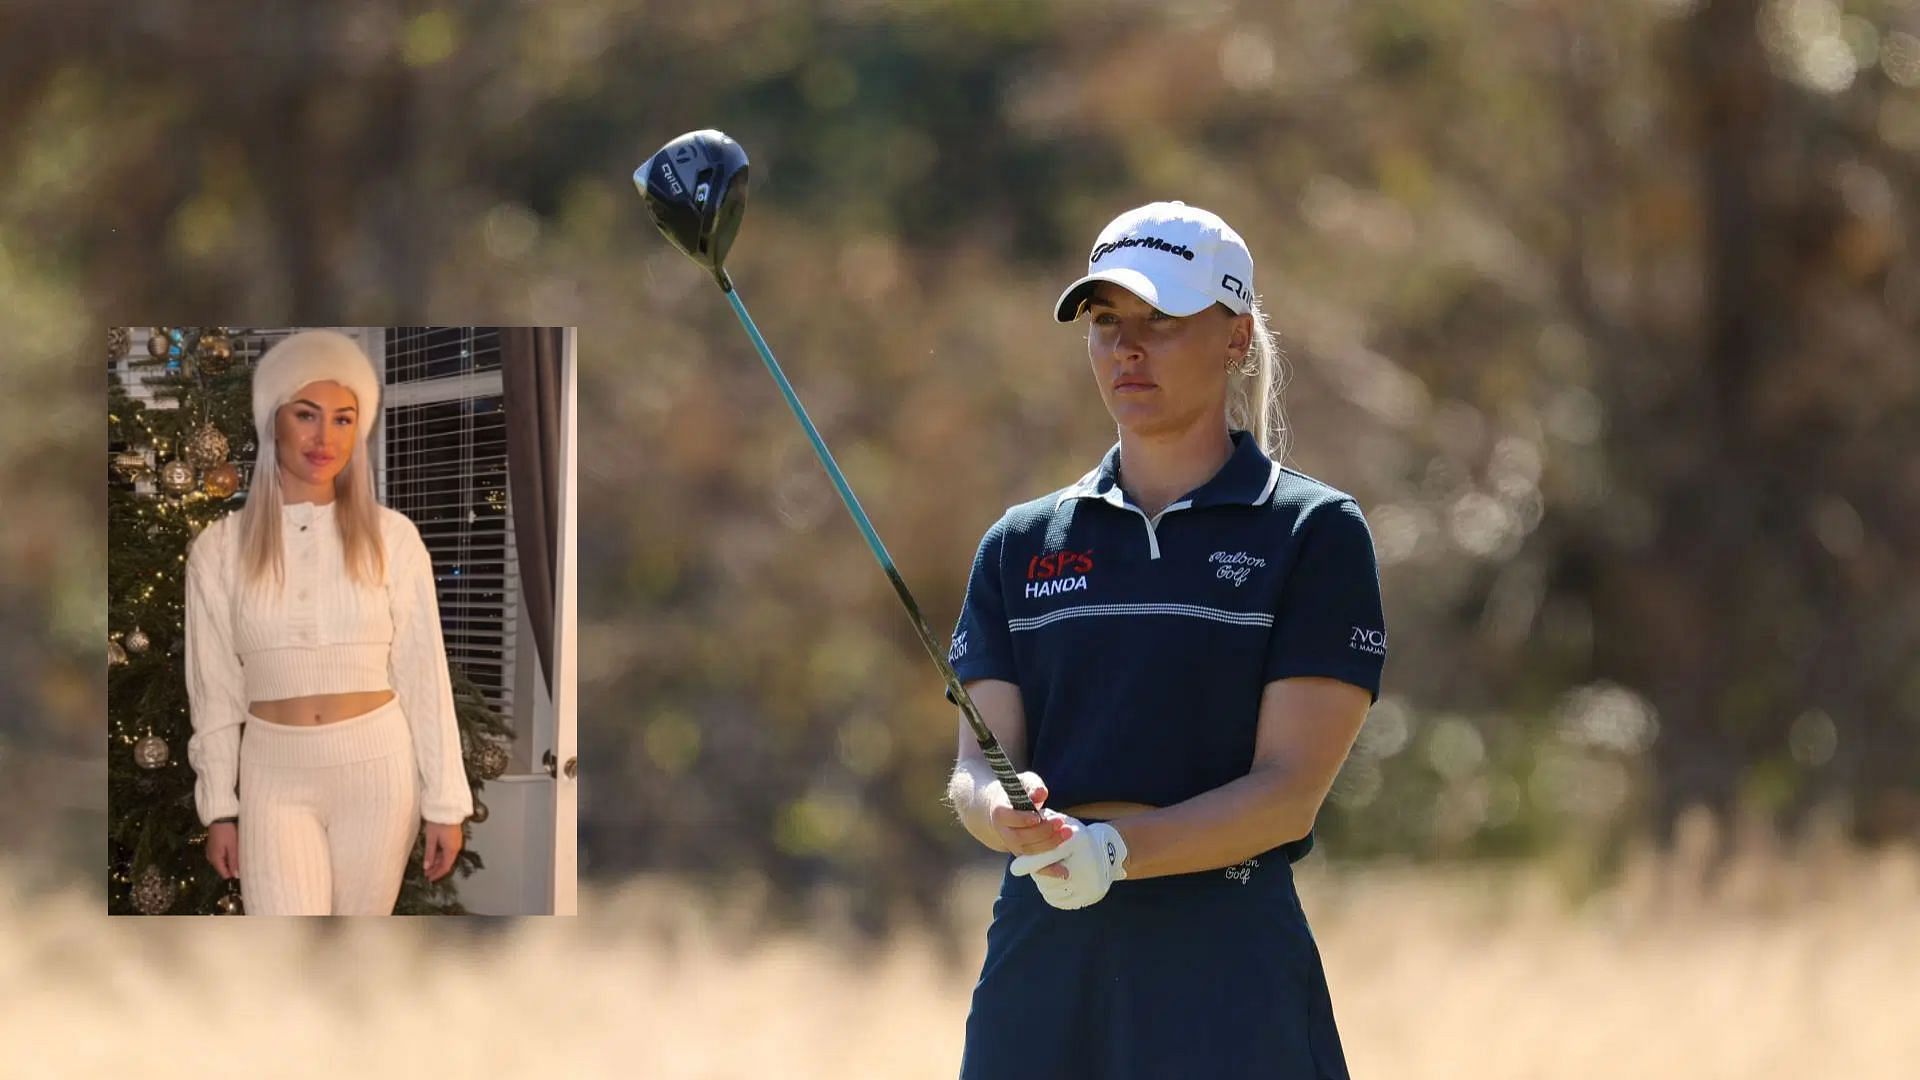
[948,429,1387,864]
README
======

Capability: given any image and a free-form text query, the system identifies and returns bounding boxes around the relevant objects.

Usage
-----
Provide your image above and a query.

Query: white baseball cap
[1053,200,1255,323]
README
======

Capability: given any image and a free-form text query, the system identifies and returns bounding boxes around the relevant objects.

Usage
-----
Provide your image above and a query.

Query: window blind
[381,327,519,730]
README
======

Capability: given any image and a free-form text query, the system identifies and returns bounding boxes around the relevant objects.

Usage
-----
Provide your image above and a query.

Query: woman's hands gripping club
[992,772,1130,910]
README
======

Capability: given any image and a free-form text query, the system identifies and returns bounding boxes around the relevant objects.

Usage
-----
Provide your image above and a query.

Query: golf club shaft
[719,273,1036,814]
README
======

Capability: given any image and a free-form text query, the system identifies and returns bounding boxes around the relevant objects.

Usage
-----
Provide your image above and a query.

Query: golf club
[635,129,1037,815]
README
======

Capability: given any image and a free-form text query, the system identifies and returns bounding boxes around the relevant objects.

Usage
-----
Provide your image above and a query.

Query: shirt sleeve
[1264,498,1388,704]
[387,519,475,825]
[184,523,245,826]
[945,515,1019,705]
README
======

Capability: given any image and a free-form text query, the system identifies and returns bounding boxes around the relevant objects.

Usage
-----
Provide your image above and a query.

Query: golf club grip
[719,283,1036,815]
[975,722,1037,814]
[867,562,1033,813]
[932,616,1036,815]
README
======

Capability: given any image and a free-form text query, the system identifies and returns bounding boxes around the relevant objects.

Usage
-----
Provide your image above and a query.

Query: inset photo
[107,326,577,915]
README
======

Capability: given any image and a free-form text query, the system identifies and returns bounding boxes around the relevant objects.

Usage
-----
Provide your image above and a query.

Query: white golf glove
[1008,817,1128,910]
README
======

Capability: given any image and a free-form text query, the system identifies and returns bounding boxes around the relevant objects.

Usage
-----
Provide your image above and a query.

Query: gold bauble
[112,448,151,482]
[203,462,240,499]
[124,627,150,654]
[132,864,175,915]
[215,892,243,915]
[470,799,488,824]
[195,332,234,374]
[109,326,130,362]
[134,733,169,769]
[160,459,196,494]
[147,329,172,358]
[109,637,128,667]
[184,423,229,469]
[472,739,510,781]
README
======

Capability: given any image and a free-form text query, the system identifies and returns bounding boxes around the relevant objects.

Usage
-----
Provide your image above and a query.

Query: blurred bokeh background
[3,0,1917,1075]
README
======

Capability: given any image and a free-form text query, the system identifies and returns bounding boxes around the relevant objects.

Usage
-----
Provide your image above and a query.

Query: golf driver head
[635,129,750,287]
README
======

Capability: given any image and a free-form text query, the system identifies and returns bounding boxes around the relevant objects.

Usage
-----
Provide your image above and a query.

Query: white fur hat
[250,330,380,440]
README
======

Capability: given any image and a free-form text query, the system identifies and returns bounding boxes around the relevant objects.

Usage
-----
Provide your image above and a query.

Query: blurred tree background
[2,0,1916,931]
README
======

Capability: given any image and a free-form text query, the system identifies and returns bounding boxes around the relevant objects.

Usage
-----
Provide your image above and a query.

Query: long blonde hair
[234,398,387,591]
[1224,295,1290,462]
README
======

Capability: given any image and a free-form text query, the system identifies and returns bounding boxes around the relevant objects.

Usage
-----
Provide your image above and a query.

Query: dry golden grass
[7,823,1917,1078]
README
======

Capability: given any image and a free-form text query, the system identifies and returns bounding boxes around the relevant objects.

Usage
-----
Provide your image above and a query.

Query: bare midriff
[1061,800,1158,822]
[248,689,396,726]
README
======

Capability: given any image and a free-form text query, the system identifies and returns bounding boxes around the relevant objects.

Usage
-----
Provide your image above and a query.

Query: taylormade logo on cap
[1054,200,1255,323]
[1092,235,1196,263]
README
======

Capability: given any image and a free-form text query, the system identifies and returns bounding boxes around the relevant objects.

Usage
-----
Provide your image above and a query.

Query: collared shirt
[948,429,1387,864]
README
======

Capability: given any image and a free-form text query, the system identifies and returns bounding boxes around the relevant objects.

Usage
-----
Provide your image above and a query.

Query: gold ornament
[134,733,169,769]
[470,799,488,824]
[147,329,173,358]
[124,627,150,654]
[109,326,130,362]
[195,331,234,374]
[160,458,196,494]
[215,892,243,915]
[471,739,510,781]
[112,448,151,483]
[184,423,229,469]
[203,462,240,499]
[109,637,128,667]
[132,864,175,915]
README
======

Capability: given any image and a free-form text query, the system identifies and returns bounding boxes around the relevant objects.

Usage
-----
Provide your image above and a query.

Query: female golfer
[946,202,1385,1077]
[184,329,474,915]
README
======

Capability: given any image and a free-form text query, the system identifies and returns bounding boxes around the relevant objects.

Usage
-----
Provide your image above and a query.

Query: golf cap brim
[1053,269,1217,323]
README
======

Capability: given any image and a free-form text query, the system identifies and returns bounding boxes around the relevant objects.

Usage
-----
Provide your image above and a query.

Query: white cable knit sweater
[184,498,475,826]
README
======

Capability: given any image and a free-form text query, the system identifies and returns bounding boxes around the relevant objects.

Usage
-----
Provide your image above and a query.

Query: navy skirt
[960,850,1348,1079]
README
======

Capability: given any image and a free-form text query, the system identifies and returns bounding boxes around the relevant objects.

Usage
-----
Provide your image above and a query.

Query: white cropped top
[184,499,475,826]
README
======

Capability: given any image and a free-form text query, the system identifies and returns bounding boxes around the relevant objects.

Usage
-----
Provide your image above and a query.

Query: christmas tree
[106,327,514,915]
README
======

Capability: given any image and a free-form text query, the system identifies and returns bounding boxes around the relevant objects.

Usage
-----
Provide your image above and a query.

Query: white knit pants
[238,697,421,915]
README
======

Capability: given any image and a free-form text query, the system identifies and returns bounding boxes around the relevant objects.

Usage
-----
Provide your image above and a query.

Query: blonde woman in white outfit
[184,330,474,915]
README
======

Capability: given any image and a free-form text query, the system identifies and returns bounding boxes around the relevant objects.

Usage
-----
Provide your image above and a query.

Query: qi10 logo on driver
[657,162,684,197]
[1025,550,1094,599]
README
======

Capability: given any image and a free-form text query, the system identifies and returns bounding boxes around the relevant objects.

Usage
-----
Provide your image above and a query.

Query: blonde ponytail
[1224,295,1289,462]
